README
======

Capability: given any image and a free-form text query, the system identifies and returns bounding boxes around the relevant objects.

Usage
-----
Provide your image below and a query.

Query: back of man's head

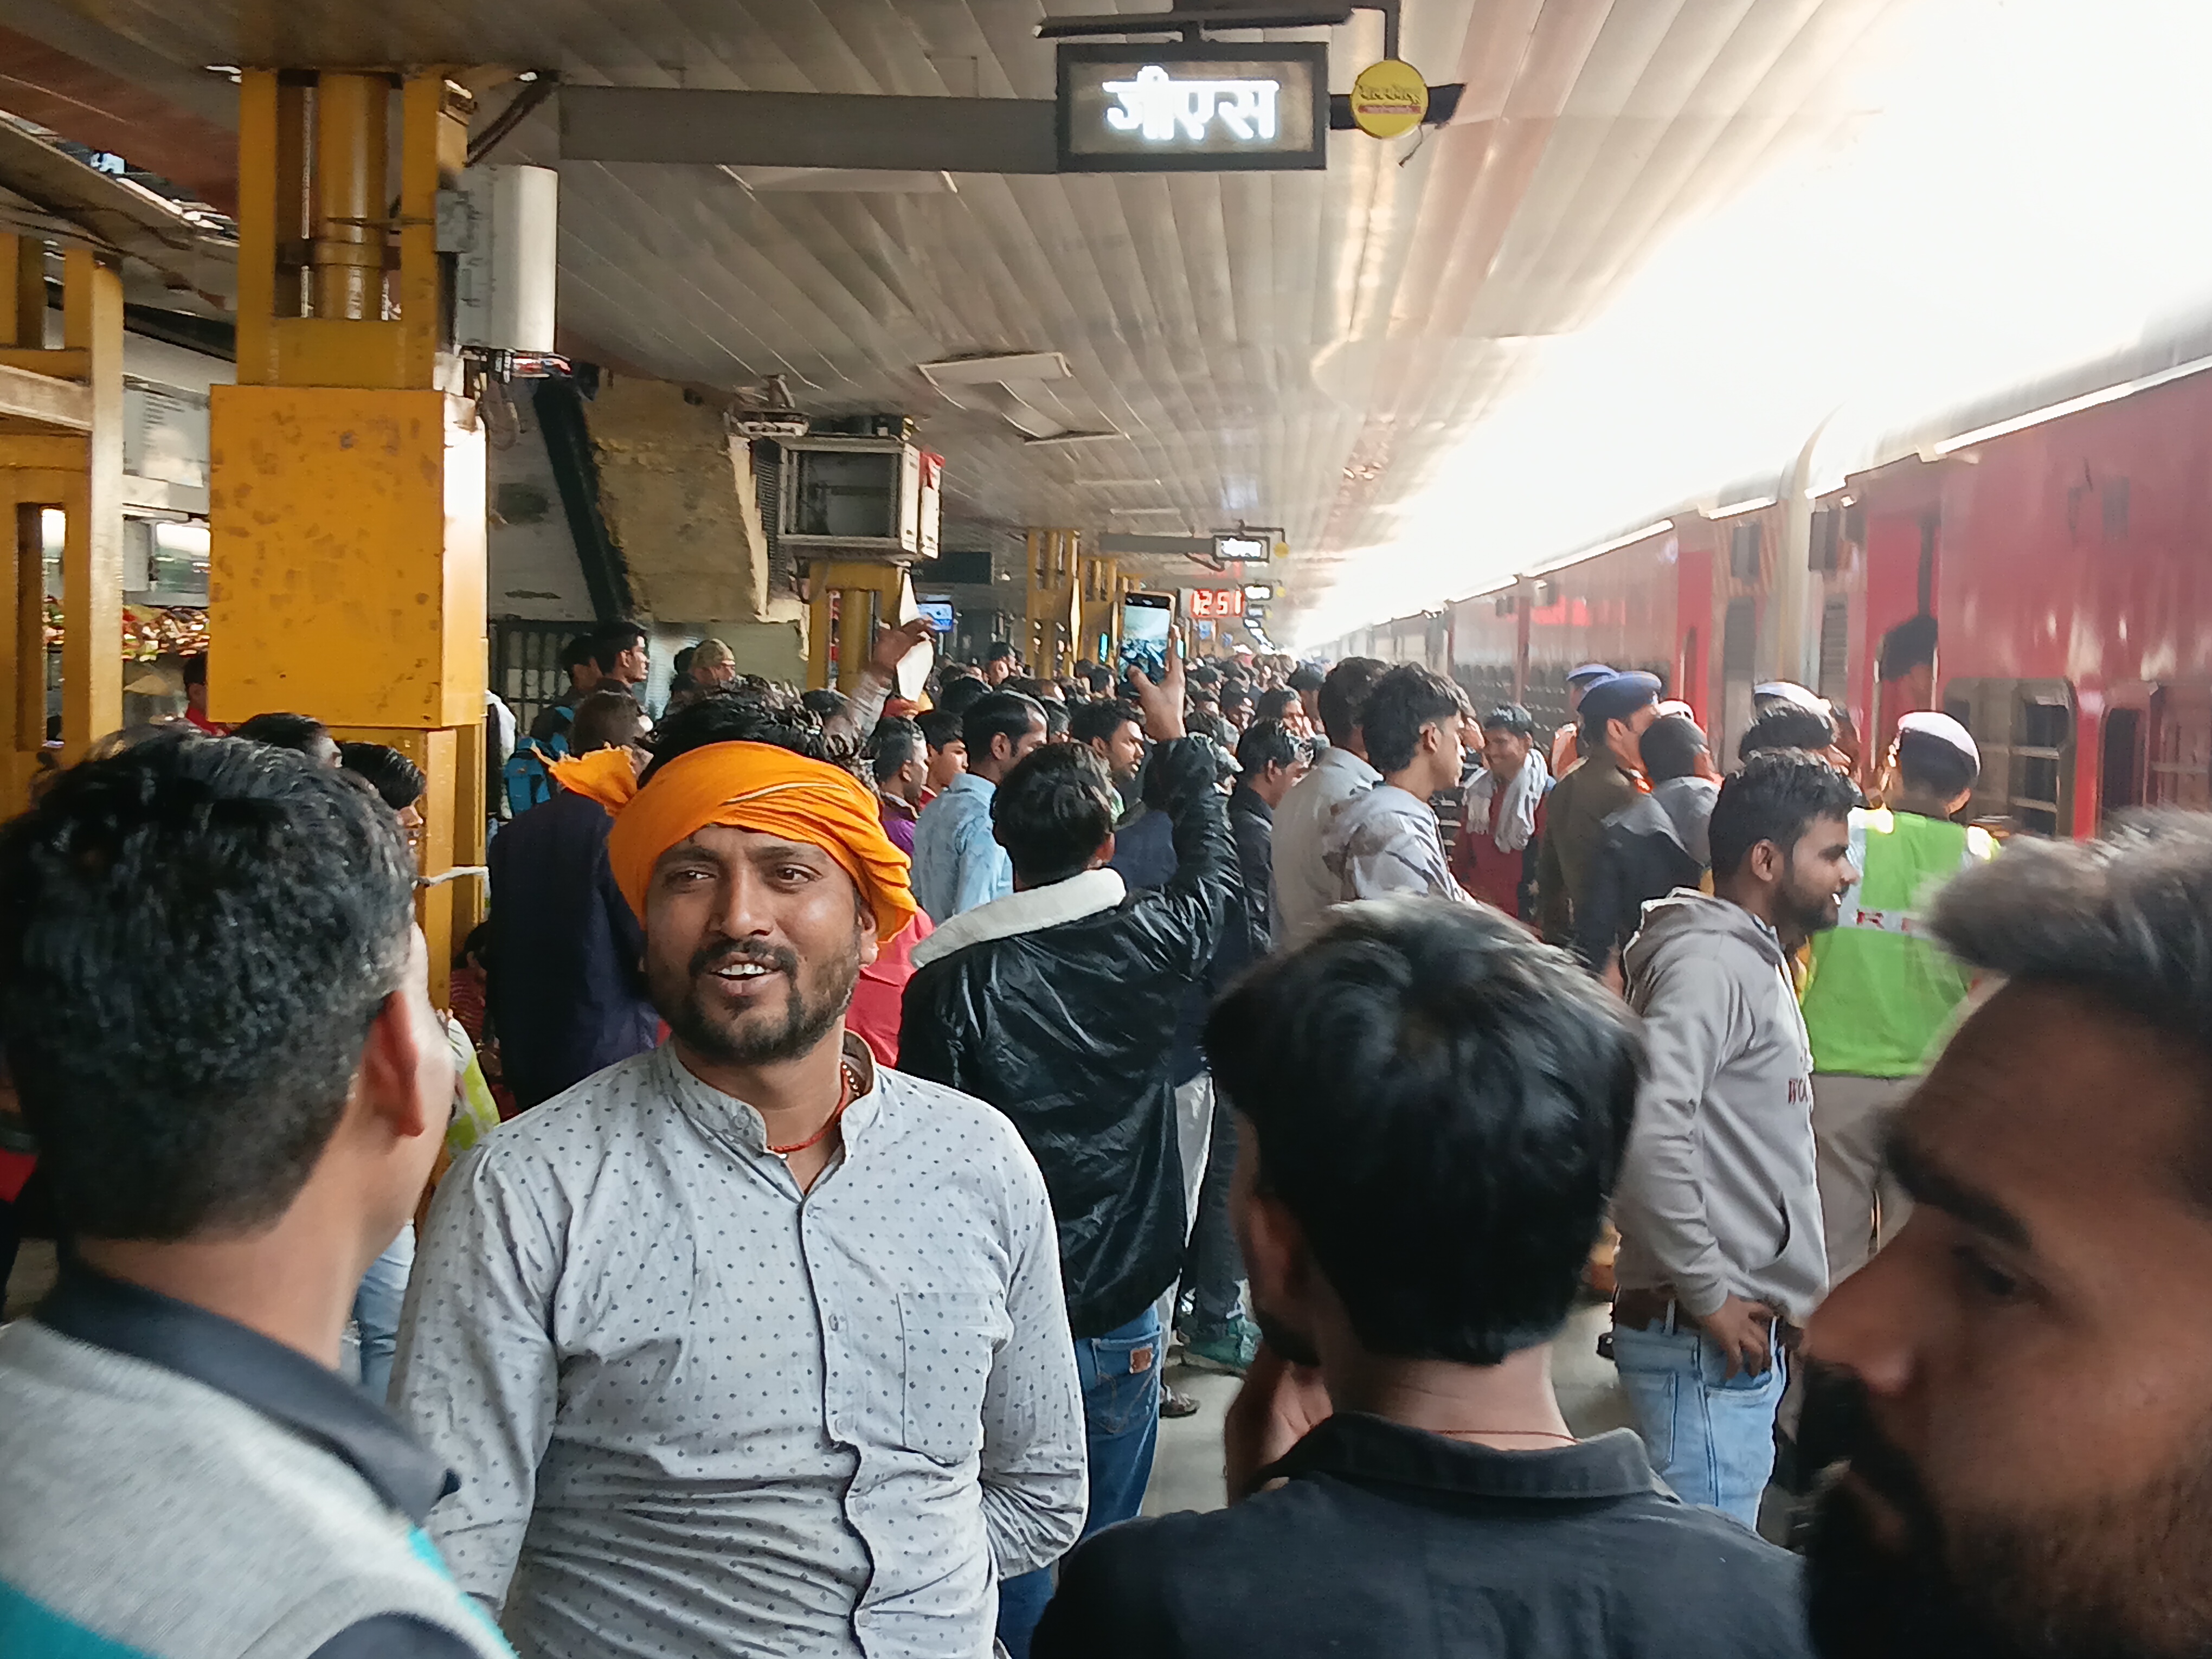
[1205,899,1643,1365]
[0,735,419,1240]
[992,744,1116,888]
[1738,703,1836,763]
[1236,718,1304,777]
[1877,612,1938,682]
[1317,656,1389,748]
[1894,726,1978,802]
[937,674,989,720]
[1709,749,1861,879]
[560,632,598,674]
[1640,712,1709,783]
[233,711,333,760]
[1287,664,1326,695]
[963,690,1045,768]
[1359,665,1465,775]
[569,688,646,756]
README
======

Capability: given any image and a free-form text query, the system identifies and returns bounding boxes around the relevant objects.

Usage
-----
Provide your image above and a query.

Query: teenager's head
[234,711,339,770]
[0,734,448,1261]
[1709,749,1861,941]
[1804,814,2212,1659]
[962,691,1049,785]
[1069,698,1145,785]
[590,621,650,687]
[869,716,929,805]
[1317,657,1388,751]
[560,632,603,692]
[1359,665,1468,796]
[993,744,1117,889]
[1235,719,1310,808]
[338,742,428,864]
[1206,899,1642,1369]
[1481,704,1538,780]
[917,707,968,792]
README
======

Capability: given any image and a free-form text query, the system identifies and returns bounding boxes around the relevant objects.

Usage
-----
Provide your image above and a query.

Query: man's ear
[1747,837,1785,885]
[355,987,442,1146]
[1094,831,1117,871]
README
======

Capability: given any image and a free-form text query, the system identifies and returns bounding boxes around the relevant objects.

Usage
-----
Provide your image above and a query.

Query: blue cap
[1567,662,1615,687]
[1578,670,1664,725]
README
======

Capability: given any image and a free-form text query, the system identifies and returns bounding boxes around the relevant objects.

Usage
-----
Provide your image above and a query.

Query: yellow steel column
[1025,530,1082,678]
[807,561,908,691]
[59,247,122,762]
[213,70,485,1003]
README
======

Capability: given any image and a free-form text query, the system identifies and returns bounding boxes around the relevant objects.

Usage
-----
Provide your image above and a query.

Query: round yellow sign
[1349,59,1429,140]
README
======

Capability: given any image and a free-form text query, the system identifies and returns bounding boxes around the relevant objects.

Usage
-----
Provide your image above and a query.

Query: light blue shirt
[395,1041,1087,1659]
[912,773,1013,924]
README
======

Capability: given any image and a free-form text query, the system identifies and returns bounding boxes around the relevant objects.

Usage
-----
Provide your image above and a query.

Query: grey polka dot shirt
[391,1039,1088,1658]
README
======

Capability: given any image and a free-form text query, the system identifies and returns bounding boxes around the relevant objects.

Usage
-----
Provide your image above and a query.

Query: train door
[1720,596,1756,763]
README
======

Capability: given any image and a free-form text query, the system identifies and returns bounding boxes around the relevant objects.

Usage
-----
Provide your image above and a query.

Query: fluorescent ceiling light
[918,352,1072,387]
[723,166,959,195]
[1707,495,1776,518]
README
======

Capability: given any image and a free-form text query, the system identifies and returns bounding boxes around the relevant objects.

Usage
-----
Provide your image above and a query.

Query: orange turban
[550,741,918,944]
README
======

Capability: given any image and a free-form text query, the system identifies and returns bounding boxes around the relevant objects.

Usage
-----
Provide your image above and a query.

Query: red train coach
[1339,339,2212,839]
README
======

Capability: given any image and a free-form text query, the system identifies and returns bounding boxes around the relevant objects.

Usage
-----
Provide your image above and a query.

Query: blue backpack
[501,706,573,816]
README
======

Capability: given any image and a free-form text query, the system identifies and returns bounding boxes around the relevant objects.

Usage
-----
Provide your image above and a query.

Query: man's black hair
[1254,686,1298,724]
[1287,664,1326,694]
[0,734,417,1239]
[590,621,647,676]
[181,655,207,690]
[1359,665,1467,775]
[1316,657,1389,748]
[233,712,331,755]
[1708,749,1861,879]
[560,633,599,673]
[1068,698,1140,749]
[1930,812,2212,1056]
[1639,712,1709,784]
[1894,728,1978,801]
[1043,700,1071,742]
[338,742,426,812]
[1236,718,1304,777]
[869,716,923,785]
[992,744,1116,887]
[937,675,989,720]
[917,707,964,751]
[800,687,854,728]
[569,688,646,756]
[1877,612,1939,681]
[640,688,843,785]
[1737,703,1836,763]
[1205,898,1644,1365]
[1483,703,1537,739]
[963,690,1046,765]
[985,640,1018,665]
[1219,681,1253,714]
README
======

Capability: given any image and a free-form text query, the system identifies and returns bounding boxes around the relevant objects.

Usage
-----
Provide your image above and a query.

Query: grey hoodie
[1613,891,1827,1324]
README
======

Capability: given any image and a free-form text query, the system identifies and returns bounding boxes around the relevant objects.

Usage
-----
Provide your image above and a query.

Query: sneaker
[1159,1383,1202,1419]
[1180,1316,1261,1377]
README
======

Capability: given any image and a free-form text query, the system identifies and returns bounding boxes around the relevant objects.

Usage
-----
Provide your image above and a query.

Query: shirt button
[826,1314,842,1332]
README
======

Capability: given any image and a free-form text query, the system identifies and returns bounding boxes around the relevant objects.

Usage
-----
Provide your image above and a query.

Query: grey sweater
[1614,892,1828,1324]
[0,1313,515,1659]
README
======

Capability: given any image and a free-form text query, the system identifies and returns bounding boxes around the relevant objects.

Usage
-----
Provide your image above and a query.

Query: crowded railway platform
[7,2,2212,1657]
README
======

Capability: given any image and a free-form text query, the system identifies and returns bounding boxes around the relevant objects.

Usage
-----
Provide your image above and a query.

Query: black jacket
[1225,785,1275,963]
[898,737,1236,1338]
[1033,1414,1811,1659]
[1573,777,1718,969]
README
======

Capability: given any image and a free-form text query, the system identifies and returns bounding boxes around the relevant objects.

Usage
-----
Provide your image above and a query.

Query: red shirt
[848,912,933,1069]
[1451,787,1546,919]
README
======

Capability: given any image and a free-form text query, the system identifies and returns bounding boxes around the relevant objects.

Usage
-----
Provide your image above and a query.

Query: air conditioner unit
[778,437,944,560]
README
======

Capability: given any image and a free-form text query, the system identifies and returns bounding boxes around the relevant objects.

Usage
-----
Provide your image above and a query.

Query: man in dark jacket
[1536,670,1661,952]
[1575,711,1720,970]
[486,689,659,1109]
[900,639,1233,1659]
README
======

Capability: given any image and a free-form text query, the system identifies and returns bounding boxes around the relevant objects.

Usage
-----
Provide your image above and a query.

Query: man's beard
[1779,873,1843,940]
[659,936,860,1070]
[1801,1361,2212,1659]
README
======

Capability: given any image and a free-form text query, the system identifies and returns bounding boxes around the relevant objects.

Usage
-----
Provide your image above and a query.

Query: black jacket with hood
[1573,776,1719,969]
[898,737,1236,1338]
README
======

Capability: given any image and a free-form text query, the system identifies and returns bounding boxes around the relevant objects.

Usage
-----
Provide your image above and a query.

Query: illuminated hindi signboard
[1057,42,1328,173]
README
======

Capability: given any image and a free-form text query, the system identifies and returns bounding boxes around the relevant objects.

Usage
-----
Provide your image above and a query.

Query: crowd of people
[0,614,2205,1659]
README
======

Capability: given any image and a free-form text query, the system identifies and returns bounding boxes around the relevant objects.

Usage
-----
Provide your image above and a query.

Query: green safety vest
[1801,807,1997,1077]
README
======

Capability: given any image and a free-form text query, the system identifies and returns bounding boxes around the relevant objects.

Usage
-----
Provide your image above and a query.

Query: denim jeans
[995,1306,1163,1659]
[1612,1317,1785,1530]
[352,1224,414,1405]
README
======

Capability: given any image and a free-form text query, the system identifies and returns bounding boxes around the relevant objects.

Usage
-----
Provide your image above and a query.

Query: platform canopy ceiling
[11,0,1912,638]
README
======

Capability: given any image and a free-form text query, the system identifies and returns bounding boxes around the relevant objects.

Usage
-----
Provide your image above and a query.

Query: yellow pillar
[213,70,485,1004]
[1024,530,1081,678]
[1077,554,1120,667]
[0,236,124,796]
[806,560,908,691]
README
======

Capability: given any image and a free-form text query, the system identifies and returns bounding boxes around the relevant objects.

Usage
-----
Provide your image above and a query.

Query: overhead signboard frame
[1057,42,1330,173]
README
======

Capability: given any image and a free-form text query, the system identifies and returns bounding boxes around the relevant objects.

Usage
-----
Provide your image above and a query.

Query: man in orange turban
[396,688,1087,1659]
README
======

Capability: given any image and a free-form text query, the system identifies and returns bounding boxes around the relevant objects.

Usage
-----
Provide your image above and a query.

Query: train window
[2101,708,2146,821]
[1946,677,2075,836]
[1817,600,1849,702]
[2149,687,2212,811]
[1728,521,1763,583]
[1810,509,1841,573]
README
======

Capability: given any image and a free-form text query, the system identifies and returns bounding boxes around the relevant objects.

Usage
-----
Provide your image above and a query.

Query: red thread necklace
[768,1060,864,1159]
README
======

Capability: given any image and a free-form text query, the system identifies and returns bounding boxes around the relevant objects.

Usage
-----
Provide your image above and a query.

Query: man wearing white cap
[1798,710,1995,1282]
